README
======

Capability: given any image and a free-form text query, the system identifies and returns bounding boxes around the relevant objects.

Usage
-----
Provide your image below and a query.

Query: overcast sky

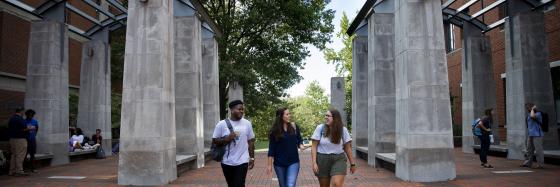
[286,0,366,97]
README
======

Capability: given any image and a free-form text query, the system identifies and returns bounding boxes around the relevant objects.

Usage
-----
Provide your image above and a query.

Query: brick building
[0,0,120,139]
[443,0,560,143]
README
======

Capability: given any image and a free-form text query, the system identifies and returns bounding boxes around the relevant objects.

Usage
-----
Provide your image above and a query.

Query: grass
[255,140,269,152]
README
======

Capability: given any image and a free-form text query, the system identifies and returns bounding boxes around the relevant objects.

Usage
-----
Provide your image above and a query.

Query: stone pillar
[202,33,220,149]
[24,21,69,166]
[367,12,396,167]
[351,34,368,156]
[461,23,500,154]
[118,0,177,185]
[506,11,558,160]
[77,40,112,156]
[394,0,455,182]
[174,14,204,168]
[228,81,243,102]
[331,77,346,124]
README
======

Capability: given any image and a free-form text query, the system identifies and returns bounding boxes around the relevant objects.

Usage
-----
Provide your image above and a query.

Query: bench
[69,149,98,162]
[472,145,508,153]
[176,154,198,176]
[355,146,368,161]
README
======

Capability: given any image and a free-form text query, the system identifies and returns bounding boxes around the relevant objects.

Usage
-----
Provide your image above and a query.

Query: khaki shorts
[316,153,347,177]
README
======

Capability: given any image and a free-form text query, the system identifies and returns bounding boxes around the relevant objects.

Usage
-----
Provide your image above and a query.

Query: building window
[499,3,508,30]
[445,23,456,53]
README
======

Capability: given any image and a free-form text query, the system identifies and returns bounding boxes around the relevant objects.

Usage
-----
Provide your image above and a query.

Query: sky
[286,0,366,97]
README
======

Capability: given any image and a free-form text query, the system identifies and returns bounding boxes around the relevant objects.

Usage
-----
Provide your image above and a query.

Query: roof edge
[346,0,376,36]
[191,0,222,38]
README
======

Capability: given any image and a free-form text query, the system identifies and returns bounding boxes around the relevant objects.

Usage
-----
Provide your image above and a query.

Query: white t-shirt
[311,124,351,154]
[212,118,255,166]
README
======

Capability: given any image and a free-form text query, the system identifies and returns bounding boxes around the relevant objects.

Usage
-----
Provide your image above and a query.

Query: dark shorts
[316,153,347,177]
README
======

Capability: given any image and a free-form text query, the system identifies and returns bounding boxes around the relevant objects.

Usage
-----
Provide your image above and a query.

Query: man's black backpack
[539,112,549,132]
[210,119,235,162]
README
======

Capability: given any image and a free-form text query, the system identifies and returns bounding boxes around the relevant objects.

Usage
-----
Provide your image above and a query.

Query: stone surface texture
[352,35,368,156]
[367,13,396,167]
[202,36,220,148]
[25,20,70,166]
[228,81,243,103]
[118,0,177,185]
[331,77,346,124]
[174,15,205,169]
[394,0,456,182]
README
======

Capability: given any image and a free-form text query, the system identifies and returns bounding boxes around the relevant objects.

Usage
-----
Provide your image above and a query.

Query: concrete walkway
[1,148,559,186]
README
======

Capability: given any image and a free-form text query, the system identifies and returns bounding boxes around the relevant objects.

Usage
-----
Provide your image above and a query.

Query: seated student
[91,129,103,145]
[69,128,85,151]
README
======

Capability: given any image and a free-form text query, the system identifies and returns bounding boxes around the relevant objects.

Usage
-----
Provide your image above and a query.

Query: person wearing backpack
[211,100,255,187]
[476,109,494,169]
[311,108,356,187]
[521,103,544,169]
[267,107,306,187]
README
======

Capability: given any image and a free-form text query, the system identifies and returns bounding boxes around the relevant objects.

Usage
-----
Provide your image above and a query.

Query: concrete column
[351,34,368,156]
[77,40,112,156]
[174,14,204,168]
[394,0,455,182]
[506,11,558,160]
[228,81,243,102]
[24,20,69,166]
[202,33,220,149]
[331,77,346,124]
[461,23,501,154]
[367,12,396,167]
[118,0,177,185]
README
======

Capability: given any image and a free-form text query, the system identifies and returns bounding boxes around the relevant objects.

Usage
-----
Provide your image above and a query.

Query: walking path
[1,148,559,186]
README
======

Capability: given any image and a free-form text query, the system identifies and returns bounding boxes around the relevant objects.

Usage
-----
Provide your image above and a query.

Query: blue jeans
[274,162,299,187]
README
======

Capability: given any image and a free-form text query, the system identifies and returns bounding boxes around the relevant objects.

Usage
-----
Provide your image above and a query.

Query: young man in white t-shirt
[212,100,255,187]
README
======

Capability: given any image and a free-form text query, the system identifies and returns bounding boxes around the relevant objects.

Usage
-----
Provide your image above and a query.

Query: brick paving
[1,148,559,186]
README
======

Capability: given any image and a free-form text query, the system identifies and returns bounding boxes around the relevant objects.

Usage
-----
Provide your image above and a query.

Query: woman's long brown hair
[325,108,344,144]
[270,107,295,141]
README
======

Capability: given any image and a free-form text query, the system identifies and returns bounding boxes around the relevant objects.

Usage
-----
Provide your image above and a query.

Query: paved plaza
[0,148,559,186]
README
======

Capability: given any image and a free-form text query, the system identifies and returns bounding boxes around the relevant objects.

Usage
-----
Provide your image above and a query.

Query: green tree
[323,12,353,130]
[287,81,329,138]
[202,0,335,118]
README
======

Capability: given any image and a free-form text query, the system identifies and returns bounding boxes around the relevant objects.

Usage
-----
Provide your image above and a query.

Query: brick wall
[0,89,24,126]
[0,12,30,76]
[69,39,82,86]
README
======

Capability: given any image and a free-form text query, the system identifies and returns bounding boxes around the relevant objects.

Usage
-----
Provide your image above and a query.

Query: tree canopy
[201,0,335,117]
[286,81,329,138]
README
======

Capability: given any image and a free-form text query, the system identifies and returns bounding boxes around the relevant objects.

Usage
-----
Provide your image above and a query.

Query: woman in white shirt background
[311,108,357,187]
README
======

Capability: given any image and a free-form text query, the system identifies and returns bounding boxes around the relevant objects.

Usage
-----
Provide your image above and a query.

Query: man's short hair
[228,100,244,109]
[15,107,24,113]
[25,109,36,116]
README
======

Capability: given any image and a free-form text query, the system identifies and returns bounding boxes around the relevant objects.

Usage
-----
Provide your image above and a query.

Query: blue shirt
[268,125,303,167]
[527,112,543,137]
[26,118,39,141]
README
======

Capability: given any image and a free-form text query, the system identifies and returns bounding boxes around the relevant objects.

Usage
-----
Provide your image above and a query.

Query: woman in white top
[311,108,356,187]
[70,128,85,150]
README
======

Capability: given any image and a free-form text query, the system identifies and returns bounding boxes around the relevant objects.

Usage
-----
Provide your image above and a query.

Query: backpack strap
[224,119,236,158]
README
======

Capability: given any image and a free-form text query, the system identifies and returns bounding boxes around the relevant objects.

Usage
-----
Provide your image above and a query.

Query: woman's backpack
[210,119,235,162]
[472,118,482,136]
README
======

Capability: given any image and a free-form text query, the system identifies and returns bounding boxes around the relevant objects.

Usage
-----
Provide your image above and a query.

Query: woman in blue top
[267,107,305,187]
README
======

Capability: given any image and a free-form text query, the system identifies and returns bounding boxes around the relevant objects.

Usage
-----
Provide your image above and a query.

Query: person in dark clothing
[25,109,38,173]
[477,109,494,169]
[267,107,306,187]
[8,107,29,176]
[92,129,103,145]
